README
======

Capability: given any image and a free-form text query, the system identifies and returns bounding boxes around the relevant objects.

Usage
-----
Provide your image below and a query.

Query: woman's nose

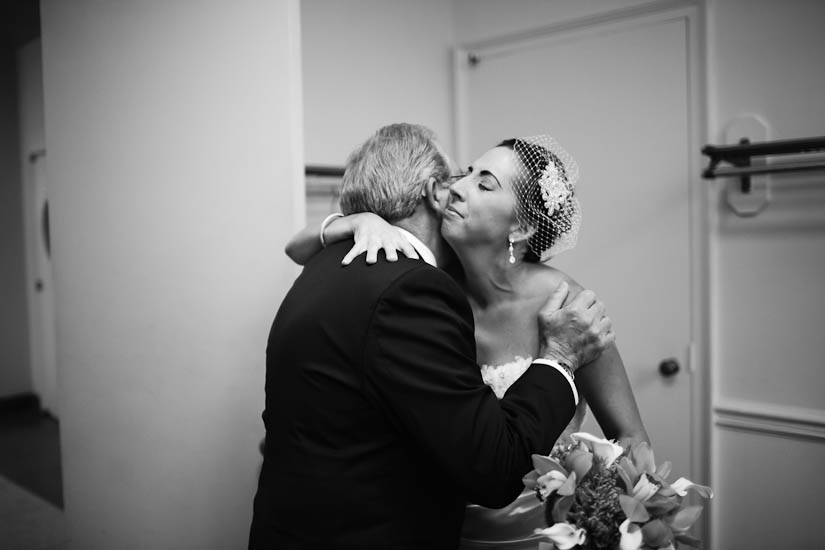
[449,177,467,201]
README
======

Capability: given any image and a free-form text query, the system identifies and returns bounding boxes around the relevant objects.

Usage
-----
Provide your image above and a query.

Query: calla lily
[632,473,659,502]
[535,522,587,550]
[670,477,714,499]
[619,519,643,550]
[571,432,625,467]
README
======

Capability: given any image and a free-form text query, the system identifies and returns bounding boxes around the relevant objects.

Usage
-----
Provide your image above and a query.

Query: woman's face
[441,146,520,249]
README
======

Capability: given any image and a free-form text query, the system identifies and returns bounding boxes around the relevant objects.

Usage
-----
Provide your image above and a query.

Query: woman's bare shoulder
[525,263,585,298]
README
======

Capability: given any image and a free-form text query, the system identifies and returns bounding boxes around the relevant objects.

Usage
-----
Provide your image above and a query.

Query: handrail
[305,165,345,178]
[702,136,825,193]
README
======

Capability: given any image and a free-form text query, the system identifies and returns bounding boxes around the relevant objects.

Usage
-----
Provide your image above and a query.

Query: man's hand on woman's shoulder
[536,281,614,373]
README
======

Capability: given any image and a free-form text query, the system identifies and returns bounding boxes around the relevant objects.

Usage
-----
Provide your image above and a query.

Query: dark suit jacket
[249,241,575,549]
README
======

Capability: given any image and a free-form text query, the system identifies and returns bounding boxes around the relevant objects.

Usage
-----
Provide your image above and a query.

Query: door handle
[658,358,680,377]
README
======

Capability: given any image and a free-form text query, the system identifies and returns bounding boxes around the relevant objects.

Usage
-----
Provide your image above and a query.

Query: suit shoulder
[381,259,463,295]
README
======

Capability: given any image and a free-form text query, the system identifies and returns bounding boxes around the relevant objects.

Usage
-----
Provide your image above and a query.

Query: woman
[287,135,648,548]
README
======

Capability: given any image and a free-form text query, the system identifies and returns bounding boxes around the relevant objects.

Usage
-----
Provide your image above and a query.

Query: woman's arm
[556,273,649,448]
[284,212,419,265]
[575,343,650,449]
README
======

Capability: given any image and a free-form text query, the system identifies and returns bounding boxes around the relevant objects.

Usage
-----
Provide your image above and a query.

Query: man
[249,123,613,549]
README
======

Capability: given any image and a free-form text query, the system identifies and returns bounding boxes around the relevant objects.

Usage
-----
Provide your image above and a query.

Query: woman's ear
[508,226,534,245]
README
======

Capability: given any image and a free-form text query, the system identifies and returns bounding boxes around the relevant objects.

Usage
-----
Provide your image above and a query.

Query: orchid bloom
[535,522,587,550]
[535,470,568,500]
[632,473,659,502]
[619,519,643,550]
[571,432,624,467]
[670,477,714,499]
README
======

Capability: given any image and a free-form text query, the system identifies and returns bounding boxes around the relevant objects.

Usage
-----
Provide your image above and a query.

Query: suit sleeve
[362,265,576,508]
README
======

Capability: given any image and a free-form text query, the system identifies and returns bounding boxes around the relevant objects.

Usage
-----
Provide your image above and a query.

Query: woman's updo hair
[497,136,581,262]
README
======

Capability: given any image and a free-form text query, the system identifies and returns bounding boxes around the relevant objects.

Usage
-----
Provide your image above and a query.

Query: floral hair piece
[539,160,569,215]
[511,135,581,262]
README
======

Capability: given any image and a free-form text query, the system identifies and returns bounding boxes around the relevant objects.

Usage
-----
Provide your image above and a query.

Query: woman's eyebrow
[478,169,501,188]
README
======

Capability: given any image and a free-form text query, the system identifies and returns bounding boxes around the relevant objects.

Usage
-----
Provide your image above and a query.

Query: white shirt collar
[394,227,437,268]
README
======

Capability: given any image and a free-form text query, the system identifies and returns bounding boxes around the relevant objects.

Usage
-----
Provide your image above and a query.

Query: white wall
[302,3,824,549]
[452,0,655,43]
[301,0,454,165]
[707,0,825,548]
[40,1,304,547]
[0,45,31,398]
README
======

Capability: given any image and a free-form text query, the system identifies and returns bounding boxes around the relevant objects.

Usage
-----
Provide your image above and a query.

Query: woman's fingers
[383,239,419,262]
[384,246,399,262]
[365,238,380,264]
[401,242,420,260]
[341,232,419,265]
[341,243,365,265]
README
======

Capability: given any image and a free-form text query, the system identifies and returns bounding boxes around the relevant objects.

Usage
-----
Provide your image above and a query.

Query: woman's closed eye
[477,172,498,191]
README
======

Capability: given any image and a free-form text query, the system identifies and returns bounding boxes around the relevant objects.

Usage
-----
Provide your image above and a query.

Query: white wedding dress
[460,356,587,550]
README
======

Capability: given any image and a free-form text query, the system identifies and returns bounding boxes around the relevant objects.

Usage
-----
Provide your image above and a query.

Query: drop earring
[508,238,515,264]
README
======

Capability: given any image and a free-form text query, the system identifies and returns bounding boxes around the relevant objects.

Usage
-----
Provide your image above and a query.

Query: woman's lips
[445,205,464,218]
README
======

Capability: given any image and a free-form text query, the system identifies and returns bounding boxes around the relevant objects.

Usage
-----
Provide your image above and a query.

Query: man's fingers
[601,330,616,347]
[594,315,613,337]
[589,300,606,321]
[384,246,399,262]
[570,288,597,310]
[542,281,570,313]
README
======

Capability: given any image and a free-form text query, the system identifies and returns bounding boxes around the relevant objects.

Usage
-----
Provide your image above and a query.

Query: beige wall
[707,0,825,548]
[0,45,31,398]
[41,1,304,547]
[301,0,454,165]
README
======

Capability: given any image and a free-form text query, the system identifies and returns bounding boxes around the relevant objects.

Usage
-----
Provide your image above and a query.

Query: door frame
[451,0,710,538]
[23,147,60,416]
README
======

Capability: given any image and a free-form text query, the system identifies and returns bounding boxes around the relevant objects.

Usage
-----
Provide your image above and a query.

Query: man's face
[431,140,460,214]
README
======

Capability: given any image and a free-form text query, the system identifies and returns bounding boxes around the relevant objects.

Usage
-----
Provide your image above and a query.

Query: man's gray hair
[339,123,451,222]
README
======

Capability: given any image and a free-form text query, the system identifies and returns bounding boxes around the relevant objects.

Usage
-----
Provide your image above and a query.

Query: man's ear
[423,176,448,211]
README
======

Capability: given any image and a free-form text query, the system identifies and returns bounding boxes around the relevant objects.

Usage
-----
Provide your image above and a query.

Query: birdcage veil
[510,135,581,262]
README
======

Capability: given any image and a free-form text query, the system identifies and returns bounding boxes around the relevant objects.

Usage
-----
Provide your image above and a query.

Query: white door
[25,150,59,416]
[456,10,697,480]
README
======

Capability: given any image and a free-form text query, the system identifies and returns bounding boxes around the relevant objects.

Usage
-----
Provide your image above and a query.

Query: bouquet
[522,433,713,550]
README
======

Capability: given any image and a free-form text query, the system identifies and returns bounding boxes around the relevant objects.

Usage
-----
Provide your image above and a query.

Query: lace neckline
[479,356,533,399]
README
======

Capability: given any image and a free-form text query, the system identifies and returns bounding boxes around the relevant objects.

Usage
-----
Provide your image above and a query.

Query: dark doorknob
[658,358,680,377]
